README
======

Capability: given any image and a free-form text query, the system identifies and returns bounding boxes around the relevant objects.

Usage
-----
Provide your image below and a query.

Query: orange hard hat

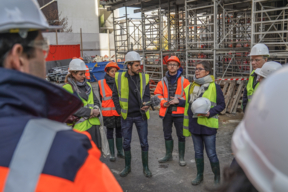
[167,56,180,66]
[104,62,120,72]
[72,57,84,60]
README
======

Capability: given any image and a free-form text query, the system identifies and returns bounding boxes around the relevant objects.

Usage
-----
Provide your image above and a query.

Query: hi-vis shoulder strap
[4,119,70,192]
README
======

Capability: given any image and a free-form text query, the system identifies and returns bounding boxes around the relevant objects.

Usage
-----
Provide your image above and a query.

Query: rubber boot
[158,140,173,163]
[178,141,186,166]
[142,151,152,178]
[191,158,204,185]
[108,139,116,162]
[116,138,125,158]
[120,151,131,177]
[210,162,220,185]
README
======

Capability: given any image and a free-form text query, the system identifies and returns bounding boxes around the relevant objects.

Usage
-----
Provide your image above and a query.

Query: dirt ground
[84,82,243,192]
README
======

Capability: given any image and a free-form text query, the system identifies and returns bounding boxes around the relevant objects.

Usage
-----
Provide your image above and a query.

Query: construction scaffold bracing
[102,0,288,92]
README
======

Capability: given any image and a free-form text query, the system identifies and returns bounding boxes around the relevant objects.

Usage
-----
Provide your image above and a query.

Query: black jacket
[112,72,150,118]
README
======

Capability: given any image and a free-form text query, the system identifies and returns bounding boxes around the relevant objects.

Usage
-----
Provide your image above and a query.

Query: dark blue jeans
[106,127,122,139]
[192,134,219,163]
[121,116,149,151]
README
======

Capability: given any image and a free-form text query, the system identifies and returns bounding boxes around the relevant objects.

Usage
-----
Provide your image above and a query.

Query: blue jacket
[188,83,225,135]
[0,68,93,182]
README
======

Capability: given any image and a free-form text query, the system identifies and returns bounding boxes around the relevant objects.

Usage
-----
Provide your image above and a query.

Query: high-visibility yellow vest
[115,72,150,120]
[247,70,259,102]
[63,82,100,131]
[183,83,218,137]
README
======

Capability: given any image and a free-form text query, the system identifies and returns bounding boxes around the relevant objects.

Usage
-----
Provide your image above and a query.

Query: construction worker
[226,65,288,192]
[63,59,102,149]
[154,56,190,166]
[112,51,152,177]
[0,0,122,191]
[183,61,225,185]
[242,43,269,112]
[255,61,282,83]
[99,62,125,162]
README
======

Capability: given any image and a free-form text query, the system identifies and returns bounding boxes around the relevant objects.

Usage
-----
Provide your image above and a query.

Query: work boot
[178,141,186,166]
[116,138,125,158]
[158,140,173,163]
[210,162,220,185]
[191,158,204,185]
[108,139,116,162]
[120,151,131,177]
[142,151,152,178]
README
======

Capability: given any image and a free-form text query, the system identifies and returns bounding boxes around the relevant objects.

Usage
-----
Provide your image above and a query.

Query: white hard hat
[124,51,141,64]
[249,43,270,56]
[0,0,61,34]
[69,59,87,71]
[232,65,288,192]
[191,97,211,115]
[255,61,282,78]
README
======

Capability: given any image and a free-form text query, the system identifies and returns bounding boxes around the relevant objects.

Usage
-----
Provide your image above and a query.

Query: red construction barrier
[46,44,81,61]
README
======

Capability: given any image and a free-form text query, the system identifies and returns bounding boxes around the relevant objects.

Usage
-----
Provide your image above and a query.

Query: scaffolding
[103,0,288,85]
[251,0,288,63]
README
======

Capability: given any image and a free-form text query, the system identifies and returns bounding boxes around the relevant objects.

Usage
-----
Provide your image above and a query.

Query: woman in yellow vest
[183,61,225,185]
[63,58,102,149]
[98,62,125,162]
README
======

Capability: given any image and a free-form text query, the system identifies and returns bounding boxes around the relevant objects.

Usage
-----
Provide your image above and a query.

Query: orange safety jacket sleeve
[71,131,123,192]
[154,81,167,108]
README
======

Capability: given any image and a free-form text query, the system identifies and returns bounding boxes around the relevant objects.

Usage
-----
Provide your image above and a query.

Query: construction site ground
[81,82,243,192]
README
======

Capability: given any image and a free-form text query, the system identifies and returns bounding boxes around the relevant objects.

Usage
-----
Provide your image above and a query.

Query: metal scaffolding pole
[213,0,217,77]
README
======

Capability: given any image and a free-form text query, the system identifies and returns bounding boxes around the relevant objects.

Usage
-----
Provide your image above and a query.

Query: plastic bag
[97,108,110,158]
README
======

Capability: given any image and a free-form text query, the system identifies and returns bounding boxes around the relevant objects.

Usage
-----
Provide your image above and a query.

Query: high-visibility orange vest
[98,79,120,117]
[85,66,90,80]
[154,76,190,118]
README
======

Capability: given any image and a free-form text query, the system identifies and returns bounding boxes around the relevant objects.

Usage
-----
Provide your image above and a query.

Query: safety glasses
[27,38,50,58]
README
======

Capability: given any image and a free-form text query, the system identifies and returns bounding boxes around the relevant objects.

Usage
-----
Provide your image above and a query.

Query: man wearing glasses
[154,56,190,166]
[242,43,269,112]
[0,0,122,191]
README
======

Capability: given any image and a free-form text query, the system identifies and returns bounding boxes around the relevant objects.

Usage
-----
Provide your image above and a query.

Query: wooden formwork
[216,80,246,114]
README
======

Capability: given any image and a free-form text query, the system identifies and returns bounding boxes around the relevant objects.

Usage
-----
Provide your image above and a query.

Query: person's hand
[199,111,210,117]
[169,97,179,105]
[91,109,100,117]
[163,102,170,108]
[141,102,149,111]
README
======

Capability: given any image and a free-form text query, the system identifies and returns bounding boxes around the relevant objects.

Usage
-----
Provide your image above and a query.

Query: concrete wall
[43,32,115,57]
[57,0,100,33]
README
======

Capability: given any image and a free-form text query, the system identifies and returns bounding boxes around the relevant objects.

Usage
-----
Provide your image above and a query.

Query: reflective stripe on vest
[99,79,119,117]
[62,83,100,131]
[247,70,259,102]
[100,80,112,101]
[115,72,150,120]
[4,119,70,192]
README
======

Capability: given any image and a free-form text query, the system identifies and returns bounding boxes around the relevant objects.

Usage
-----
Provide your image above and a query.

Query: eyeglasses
[27,38,50,58]
[250,59,263,63]
[167,64,178,67]
[195,68,205,71]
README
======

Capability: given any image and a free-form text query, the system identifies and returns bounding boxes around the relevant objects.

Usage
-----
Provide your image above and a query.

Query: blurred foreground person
[211,65,288,192]
[0,0,122,191]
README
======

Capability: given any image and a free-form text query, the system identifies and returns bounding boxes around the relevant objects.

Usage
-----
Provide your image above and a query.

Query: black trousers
[162,113,185,142]
[86,125,102,149]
